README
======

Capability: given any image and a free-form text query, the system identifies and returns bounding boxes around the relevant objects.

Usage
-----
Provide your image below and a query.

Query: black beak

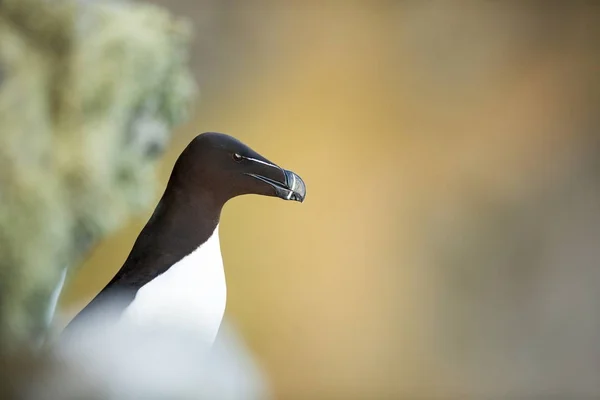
[246,169,306,202]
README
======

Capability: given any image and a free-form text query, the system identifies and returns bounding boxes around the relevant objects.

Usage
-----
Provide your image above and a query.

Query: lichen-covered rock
[0,0,197,350]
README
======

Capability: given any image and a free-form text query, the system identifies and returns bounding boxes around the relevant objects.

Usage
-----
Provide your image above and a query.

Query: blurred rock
[0,0,197,350]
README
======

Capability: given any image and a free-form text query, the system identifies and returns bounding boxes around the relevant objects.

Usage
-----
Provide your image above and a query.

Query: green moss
[0,0,197,350]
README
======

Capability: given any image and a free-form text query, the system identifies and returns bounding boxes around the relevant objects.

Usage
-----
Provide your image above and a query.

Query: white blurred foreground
[9,297,270,400]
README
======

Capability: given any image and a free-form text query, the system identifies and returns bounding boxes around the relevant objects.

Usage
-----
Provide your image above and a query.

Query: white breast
[121,225,227,346]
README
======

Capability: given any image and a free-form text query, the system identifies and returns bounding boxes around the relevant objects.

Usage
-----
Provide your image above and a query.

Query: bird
[63,132,306,347]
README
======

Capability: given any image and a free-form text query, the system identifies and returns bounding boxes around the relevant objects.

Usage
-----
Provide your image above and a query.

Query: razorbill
[64,132,306,346]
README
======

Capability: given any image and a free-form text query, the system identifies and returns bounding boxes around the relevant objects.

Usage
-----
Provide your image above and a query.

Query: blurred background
[2,0,600,398]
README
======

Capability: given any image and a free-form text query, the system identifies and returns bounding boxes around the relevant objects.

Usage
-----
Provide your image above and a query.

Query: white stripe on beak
[286,173,296,199]
[245,157,279,169]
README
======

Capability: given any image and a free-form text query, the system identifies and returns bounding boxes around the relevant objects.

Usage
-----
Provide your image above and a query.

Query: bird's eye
[232,153,243,162]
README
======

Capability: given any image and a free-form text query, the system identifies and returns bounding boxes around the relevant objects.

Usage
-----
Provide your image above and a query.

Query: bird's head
[172,132,306,204]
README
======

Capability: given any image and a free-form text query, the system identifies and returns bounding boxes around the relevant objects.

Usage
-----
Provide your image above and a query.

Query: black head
[169,132,306,205]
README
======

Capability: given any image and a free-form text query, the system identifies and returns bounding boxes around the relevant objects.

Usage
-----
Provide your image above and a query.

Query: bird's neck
[65,184,226,331]
[110,182,224,289]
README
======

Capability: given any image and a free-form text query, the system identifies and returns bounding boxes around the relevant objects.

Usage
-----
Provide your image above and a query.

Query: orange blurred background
[60,2,600,398]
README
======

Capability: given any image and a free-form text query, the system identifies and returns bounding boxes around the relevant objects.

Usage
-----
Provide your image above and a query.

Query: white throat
[121,224,226,346]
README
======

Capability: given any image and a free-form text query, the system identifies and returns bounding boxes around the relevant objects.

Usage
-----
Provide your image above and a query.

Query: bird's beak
[246,168,306,202]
